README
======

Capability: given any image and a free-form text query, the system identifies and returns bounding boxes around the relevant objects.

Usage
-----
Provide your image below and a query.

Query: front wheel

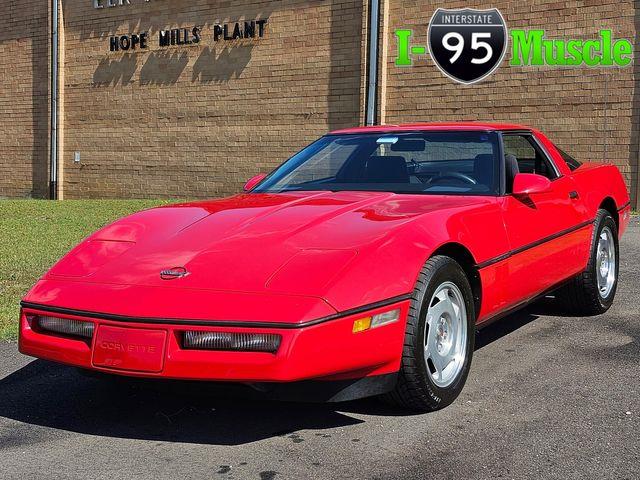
[385,255,475,411]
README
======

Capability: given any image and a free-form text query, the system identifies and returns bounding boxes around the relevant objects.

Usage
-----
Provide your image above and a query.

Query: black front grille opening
[181,331,281,353]
[32,315,95,341]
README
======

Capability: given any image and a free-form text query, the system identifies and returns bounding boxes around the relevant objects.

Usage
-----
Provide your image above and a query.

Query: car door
[499,132,591,306]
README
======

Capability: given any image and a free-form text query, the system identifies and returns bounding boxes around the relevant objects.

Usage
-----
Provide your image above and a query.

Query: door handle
[569,191,579,200]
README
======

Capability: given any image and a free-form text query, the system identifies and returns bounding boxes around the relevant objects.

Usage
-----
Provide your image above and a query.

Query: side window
[558,149,582,171]
[503,135,558,180]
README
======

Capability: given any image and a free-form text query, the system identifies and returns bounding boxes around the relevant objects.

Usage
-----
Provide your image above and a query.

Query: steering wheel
[428,172,477,185]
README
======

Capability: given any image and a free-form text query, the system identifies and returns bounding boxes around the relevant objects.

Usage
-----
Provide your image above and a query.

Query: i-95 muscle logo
[395,7,633,84]
[427,8,508,85]
[396,8,508,85]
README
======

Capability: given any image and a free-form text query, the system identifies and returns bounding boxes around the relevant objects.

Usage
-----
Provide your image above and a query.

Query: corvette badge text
[395,7,634,84]
[99,341,157,354]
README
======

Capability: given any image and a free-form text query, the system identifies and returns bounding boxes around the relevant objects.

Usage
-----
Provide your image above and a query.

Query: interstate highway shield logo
[428,8,508,84]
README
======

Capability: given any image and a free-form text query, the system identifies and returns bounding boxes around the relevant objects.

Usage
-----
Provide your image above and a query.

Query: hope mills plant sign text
[109,20,268,52]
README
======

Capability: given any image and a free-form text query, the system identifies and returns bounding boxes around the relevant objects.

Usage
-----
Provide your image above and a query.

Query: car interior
[325,134,501,194]
[502,134,558,193]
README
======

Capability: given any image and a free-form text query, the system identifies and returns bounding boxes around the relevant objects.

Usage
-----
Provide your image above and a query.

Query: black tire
[384,255,475,412]
[559,209,619,315]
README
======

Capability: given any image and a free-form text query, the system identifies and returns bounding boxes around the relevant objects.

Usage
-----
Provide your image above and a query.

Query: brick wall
[0,0,50,198]
[2,0,638,206]
[60,0,367,199]
[383,0,639,206]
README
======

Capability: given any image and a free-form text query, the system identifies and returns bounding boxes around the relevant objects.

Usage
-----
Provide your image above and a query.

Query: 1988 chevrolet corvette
[19,123,631,411]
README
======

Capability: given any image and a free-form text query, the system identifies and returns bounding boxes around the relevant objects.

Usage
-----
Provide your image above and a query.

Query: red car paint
[19,123,631,384]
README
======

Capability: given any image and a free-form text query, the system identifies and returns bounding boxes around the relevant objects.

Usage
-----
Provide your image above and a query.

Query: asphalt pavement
[0,218,638,480]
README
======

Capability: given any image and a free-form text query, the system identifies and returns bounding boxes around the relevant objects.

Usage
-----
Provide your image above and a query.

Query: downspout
[365,0,380,126]
[49,0,58,199]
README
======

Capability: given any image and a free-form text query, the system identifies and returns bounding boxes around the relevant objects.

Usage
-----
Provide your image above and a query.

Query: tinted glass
[503,134,558,180]
[254,132,501,195]
[558,148,582,171]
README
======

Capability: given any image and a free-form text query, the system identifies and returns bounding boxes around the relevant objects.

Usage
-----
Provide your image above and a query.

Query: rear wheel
[385,255,475,411]
[559,209,619,315]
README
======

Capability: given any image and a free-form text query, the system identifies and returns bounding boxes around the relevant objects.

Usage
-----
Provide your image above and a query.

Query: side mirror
[512,173,552,195]
[243,173,267,192]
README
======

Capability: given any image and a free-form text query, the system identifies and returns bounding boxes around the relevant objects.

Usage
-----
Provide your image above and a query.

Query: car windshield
[253,131,501,195]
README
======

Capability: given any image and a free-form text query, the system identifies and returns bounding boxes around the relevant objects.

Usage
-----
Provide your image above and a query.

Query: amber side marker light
[182,331,282,353]
[353,308,401,333]
[32,315,95,339]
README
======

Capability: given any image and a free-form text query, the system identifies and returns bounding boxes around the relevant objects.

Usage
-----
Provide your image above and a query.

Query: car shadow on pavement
[0,297,564,445]
[0,360,368,445]
[475,295,567,350]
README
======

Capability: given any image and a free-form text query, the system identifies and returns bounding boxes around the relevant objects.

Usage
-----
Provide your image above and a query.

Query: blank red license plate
[92,325,166,373]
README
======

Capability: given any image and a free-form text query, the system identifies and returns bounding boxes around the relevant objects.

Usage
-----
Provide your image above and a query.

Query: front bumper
[19,299,409,383]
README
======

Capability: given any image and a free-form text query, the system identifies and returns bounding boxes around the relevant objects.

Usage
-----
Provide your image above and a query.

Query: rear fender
[571,163,631,236]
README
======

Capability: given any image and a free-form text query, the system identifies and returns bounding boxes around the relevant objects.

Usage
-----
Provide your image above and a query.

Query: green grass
[0,199,174,340]
[1,201,636,341]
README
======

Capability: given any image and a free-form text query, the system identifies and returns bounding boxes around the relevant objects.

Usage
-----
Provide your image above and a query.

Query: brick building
[1,0,638,208]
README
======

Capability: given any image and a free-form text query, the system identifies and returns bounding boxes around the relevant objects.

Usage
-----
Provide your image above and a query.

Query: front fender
[323,198,509,314]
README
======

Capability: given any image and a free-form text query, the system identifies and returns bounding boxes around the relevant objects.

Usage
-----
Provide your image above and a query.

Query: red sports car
[19,123,631,411]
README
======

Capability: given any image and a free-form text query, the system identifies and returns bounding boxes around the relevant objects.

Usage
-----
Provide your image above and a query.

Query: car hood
[44,191,488,297]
